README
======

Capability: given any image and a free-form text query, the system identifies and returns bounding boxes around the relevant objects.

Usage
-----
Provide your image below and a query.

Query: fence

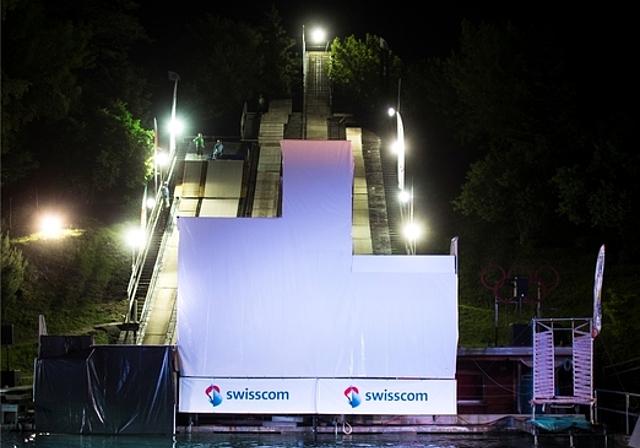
[595,389,640,435]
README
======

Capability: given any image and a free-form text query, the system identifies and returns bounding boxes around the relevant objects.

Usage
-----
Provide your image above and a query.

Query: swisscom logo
[205,384,223,407]
[344,386,362,408]
[344,384,429,408]
[205,384,291,407]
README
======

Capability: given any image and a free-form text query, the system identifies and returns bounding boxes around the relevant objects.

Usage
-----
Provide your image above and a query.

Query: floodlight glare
[169,118,183,135]
[156,150,169,167]
[403,221,422,242]
[126,227,143,249]
[311,28,326,43]
[39,213,63,238]
[399,189,411,203]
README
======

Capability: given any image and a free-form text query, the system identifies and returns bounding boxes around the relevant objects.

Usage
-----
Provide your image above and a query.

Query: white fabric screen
[177,140,458,412]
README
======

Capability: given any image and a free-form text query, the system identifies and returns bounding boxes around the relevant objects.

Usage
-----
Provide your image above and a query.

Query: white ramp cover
[178,140,458,415]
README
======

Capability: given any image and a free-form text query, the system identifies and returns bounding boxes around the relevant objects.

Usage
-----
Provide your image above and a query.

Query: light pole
[388,107,405,192]
[156,149,169,186]
[168,71,180,156]
[389,107,421,254]
[302,25,307,139]
[126,227,142,274]
[402,184,421,255]
[154,117,159,193]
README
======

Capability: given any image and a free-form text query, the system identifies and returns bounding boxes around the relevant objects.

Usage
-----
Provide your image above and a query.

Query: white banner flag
[592,244,605,338]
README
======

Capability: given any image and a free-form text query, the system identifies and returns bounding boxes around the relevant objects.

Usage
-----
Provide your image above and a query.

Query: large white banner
[177,140,459,414]
[317,379,457,415]
[180,378,317,414]
[179,378,456,415]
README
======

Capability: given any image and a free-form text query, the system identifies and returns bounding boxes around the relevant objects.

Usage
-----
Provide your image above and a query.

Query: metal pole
[396,111,405,192]
[171,80,178,154]
[410,183,415,255]
[154,117,158,193]
[537,281,542,317]
[495,297,499,346]
[302,25,307,140]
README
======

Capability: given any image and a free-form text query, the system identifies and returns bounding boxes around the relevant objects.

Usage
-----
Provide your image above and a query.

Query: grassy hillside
[2,216,638,392]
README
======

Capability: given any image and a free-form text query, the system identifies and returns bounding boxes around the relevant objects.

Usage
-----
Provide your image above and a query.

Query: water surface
[0,432,617,448]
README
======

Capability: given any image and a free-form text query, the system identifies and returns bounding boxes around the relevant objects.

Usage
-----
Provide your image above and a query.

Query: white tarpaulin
[177,140,458,413]
[179,377,457,415]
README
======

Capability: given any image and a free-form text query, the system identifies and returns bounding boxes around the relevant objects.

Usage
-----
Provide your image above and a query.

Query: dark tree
[426,20,578,244]
[329,34,403,115]
[2,0,154,206]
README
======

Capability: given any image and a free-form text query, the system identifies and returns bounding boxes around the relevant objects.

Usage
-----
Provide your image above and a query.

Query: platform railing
[595,389,640,435]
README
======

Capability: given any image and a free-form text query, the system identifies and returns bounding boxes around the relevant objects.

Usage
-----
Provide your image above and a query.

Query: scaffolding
[531,317,595,421]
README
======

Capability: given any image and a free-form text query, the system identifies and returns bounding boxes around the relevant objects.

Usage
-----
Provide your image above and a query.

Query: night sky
[135,0,633,131]
[136,1,632,64]
[133,1,633,250]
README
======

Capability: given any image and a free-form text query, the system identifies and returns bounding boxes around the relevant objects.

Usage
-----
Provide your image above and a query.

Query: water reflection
[0,432,614,448]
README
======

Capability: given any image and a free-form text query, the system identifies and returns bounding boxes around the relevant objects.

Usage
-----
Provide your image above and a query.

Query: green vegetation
[1,226,130,384]
[329,34,403,114]
[1,3,637,394]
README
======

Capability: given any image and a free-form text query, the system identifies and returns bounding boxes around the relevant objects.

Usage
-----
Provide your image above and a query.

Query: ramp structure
[177,140,459,415]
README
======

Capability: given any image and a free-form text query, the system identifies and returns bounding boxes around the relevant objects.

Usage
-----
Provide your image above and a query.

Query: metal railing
[124,153,178,330]
[595,389,640,435]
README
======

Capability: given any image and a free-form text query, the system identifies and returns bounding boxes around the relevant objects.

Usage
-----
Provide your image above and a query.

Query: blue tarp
[528,416,592,432]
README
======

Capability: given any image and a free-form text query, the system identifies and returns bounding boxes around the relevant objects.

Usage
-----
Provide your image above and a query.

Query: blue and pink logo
[205,384,223,407]
[344,386,361,408]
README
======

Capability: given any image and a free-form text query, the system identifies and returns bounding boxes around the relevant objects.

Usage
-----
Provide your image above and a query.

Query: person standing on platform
[161,181,170,208]
[212,139,224,159]
[193,133,205,156]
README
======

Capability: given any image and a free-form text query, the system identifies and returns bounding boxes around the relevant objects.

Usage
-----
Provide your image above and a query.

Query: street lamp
[388,107,405,192]
[303,25,328,53]
[168,71,181,155]
[402,185,422,255]
[126,227,143,273]
[156,149,169,186]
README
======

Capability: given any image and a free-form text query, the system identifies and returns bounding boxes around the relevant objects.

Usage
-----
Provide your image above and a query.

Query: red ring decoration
[480,264,560,304]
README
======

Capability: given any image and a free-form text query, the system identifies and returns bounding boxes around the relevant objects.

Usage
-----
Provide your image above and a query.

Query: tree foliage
[552,115,638,254]
[426,20,579,243]
[63,100,154,202]
[1,233,28,317]
[329,34,403,114]
[1,0,153,204]
[179,7,297,121]
[256,5,299,99]
[179,15,261,120]
[1,0,90,185]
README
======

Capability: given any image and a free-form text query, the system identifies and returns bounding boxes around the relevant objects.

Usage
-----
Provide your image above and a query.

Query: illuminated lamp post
[401,185,421,255]
[156,149,169,187]
[126,227,143,274]
[168,71,181,155]
[388,107,405,192]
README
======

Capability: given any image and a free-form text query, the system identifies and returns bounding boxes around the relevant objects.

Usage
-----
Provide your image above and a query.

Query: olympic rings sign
[480,264,560,304]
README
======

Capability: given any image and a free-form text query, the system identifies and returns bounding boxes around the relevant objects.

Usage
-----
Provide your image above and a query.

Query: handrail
[135,197,177,344]
[124,152,179,327]
[595,389,640,435]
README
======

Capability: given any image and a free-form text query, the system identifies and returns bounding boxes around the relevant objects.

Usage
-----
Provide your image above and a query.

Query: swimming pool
[0,432,615,448]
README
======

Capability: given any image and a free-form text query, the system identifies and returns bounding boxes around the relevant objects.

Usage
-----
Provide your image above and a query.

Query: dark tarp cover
[35,345,175,435]
[527,415,592,432]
